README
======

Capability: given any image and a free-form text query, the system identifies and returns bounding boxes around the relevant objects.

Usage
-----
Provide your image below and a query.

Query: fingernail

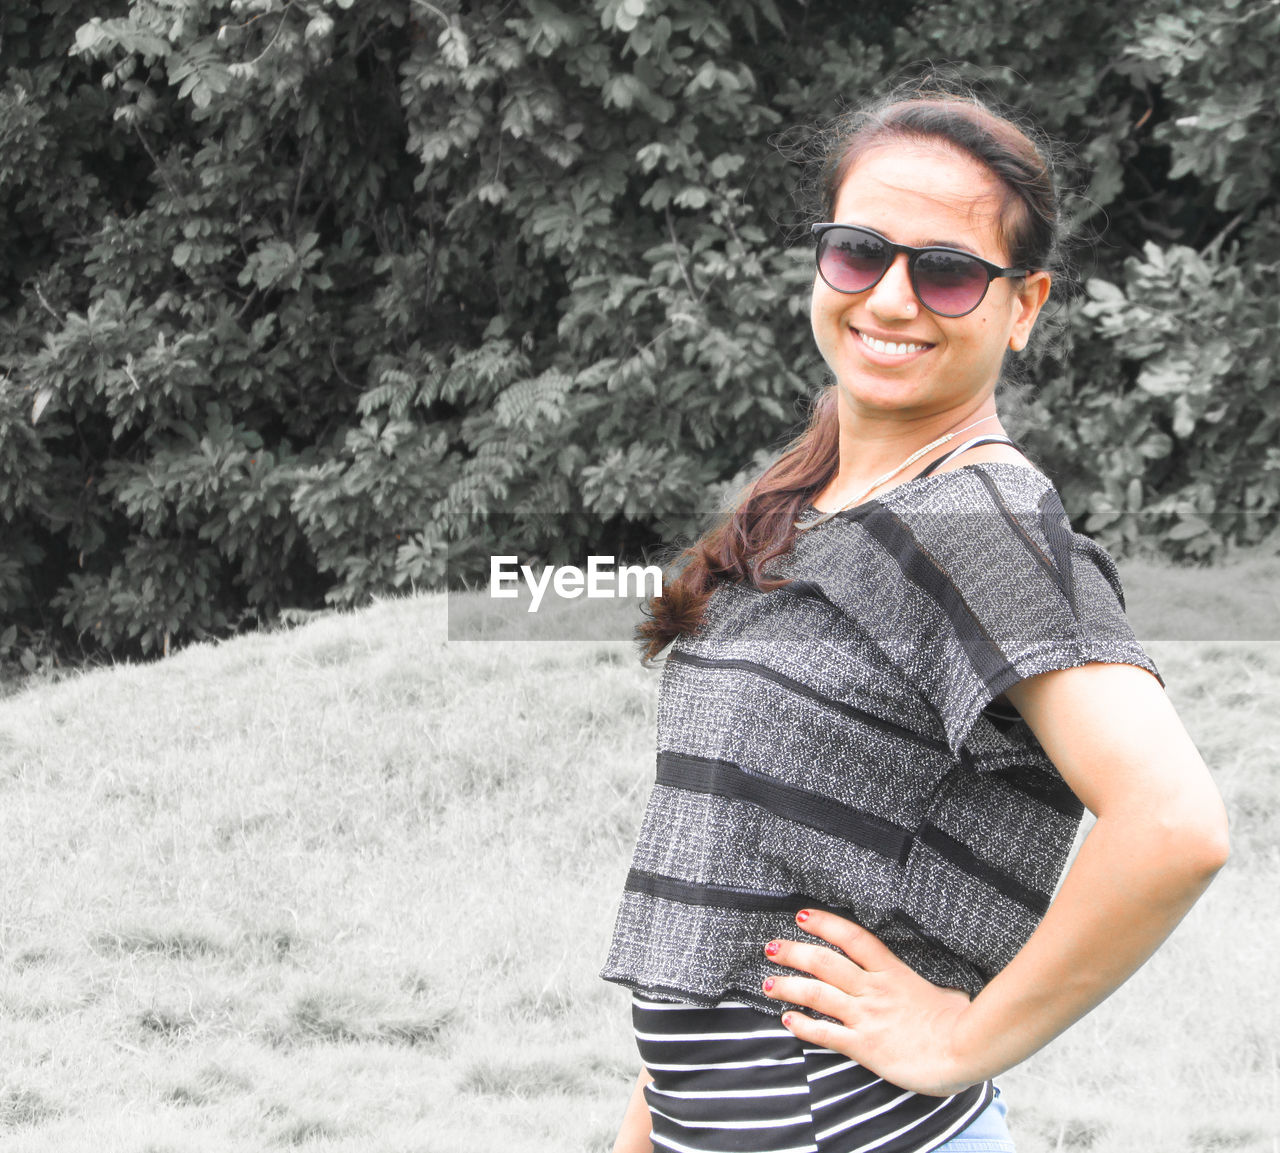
[796,909,810,924]
[763,977,774,992]
[764,940,780,957]
[782,1013,794,1028]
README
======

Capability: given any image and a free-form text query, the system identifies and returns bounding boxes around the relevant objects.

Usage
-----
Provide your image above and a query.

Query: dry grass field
[0,559,1276,1151]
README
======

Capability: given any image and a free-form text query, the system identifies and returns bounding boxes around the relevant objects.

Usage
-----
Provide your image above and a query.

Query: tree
[1,0,1276,664]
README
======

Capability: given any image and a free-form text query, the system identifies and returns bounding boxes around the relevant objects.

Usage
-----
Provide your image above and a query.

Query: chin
[836,374,931,411]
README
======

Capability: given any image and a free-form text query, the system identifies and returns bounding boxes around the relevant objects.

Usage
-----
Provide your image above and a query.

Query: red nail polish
[763,978,774,992]
[764,940,780,957]
[782,1013,793,1028]
[796,909,810,924]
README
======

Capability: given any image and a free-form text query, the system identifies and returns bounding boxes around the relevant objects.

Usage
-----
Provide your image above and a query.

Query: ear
[1008,271,1052,352]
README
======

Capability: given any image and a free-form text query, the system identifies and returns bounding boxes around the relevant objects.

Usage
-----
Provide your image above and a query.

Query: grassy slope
[0,570,1276,1151]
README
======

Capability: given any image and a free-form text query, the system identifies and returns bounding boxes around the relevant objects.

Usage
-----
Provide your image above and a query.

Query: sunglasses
[811,223,1031,318]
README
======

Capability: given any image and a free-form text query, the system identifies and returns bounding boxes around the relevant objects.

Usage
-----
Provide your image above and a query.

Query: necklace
[794,414,999,531]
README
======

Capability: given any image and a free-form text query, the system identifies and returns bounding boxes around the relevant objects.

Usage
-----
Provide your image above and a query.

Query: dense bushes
[0,0,1276,662]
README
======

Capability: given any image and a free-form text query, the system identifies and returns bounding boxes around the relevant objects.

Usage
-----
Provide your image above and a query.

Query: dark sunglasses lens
[914,250,990,316]
[818,229,887,293]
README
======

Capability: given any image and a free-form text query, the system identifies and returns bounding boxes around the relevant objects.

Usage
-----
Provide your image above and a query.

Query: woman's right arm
[760,661,1229,1095]
[611,1068,654,1153]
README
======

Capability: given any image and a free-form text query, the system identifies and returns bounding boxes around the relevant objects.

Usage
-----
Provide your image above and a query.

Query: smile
[855,328,932,357]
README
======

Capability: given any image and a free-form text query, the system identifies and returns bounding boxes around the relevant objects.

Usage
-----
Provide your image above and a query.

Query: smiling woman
[809,144,1049,434]
[600,86,1229,1153]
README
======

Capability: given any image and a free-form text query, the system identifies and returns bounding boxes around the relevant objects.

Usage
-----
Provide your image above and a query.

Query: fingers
[793,907,901,971]
[777,1008,857,1054]
[764,935,866,993]
[761,930,869,1023]
[762,971,856,1022]
[760,909,910,1019]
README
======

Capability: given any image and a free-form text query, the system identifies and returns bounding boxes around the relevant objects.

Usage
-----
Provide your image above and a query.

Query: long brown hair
[634,88,1064,665]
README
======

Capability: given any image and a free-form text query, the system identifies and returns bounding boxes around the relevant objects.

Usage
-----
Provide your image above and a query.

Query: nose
[866,254,918,320]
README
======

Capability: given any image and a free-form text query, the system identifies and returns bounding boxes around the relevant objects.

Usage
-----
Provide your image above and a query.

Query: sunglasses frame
[811,223,1031,318]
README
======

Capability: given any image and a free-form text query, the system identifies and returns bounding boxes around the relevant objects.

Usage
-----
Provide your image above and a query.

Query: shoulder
[888,456,1059,522]
[872,459,1084,609]
[931,441,1038,475]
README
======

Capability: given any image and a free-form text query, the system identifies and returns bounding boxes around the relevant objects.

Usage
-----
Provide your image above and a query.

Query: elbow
[1159,805,1231,880]
[1107,794,1231,883]
[1197,813,1231,876]
[1193,789,1232,875]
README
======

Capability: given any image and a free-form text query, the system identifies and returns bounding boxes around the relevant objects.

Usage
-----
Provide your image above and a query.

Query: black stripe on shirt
[970,466,1068,603]
[624,868,843,917]
[1038,488,1079,620]
[639,1031,804,1075]
[853,503,1017,693]
[819,1079,991,1153]
[656,751,912,864]
[665,649,948,755]
[916,824,1051,916]
[990,765,1083,821]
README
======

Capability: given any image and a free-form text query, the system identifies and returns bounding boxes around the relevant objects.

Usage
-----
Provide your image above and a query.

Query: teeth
[858,330,926,356]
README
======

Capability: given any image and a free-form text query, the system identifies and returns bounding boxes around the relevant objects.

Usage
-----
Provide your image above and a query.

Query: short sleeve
[863,467,1163,760]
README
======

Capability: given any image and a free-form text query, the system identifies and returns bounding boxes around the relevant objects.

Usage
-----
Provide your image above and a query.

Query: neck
[830,406,1002,492]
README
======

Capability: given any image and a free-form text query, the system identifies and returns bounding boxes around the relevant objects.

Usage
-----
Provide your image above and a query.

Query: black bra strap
[911,434,1020,482]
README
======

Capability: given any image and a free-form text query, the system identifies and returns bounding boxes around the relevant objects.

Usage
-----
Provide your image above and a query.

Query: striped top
[632,993,994,1153]
[602,461,1162,1012]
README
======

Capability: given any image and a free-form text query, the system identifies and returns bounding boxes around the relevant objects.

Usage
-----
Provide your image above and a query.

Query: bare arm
[611,1067,654,1153]
[761,661,1230,1095]
[943,661,1228,1079]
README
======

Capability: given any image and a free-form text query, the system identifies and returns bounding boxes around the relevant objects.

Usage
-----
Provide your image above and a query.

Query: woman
[601,90,1229,1153]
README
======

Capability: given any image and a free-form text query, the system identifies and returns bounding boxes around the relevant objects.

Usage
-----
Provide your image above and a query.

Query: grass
[1119,547,1280,642]
[0,551,1276,1151]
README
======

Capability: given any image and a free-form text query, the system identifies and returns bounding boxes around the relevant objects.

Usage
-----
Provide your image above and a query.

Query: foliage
[895,0,1280,559]
[0,0,1276,659]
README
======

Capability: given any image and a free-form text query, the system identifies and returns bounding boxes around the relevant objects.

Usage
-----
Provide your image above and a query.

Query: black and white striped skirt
[632,993,995,1153]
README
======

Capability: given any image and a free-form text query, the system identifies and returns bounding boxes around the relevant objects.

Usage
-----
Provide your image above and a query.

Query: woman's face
[810,142,1051,425]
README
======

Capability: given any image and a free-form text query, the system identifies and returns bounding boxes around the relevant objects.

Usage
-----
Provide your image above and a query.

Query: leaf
[438,25,471,69]
[1136,364,1189,396]
[1172,395,1197,438]
[756,0,786,32]
[72,20,106,55]
[32,387,55,424]
[305,14,335,41]
[1165,514,1212,541]
[1085,278,1126,305]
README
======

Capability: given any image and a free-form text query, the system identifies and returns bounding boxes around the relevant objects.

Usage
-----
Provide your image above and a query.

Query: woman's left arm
[762,661,1230,1096]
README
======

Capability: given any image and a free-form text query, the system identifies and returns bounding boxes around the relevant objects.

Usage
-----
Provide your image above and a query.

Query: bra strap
[911,434,1020,481]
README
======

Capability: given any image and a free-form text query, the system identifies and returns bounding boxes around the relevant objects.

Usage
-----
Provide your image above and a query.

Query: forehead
[831,143,1010,258]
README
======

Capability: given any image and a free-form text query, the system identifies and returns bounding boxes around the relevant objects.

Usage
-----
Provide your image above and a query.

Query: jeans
[932,1084,1015,1152]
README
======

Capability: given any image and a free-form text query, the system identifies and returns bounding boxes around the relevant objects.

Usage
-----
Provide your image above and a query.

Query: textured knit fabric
[601,461,1162,1012]
[632,993,994,1153]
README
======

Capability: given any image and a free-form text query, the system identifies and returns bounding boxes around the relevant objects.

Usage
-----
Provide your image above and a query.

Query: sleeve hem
[948,640,1165,760]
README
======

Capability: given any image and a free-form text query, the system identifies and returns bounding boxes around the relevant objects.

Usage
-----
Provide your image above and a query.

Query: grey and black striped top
[602,461,1162,1011]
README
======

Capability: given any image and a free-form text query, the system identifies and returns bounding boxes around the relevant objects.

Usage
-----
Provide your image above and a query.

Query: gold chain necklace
[794,414,999,531]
